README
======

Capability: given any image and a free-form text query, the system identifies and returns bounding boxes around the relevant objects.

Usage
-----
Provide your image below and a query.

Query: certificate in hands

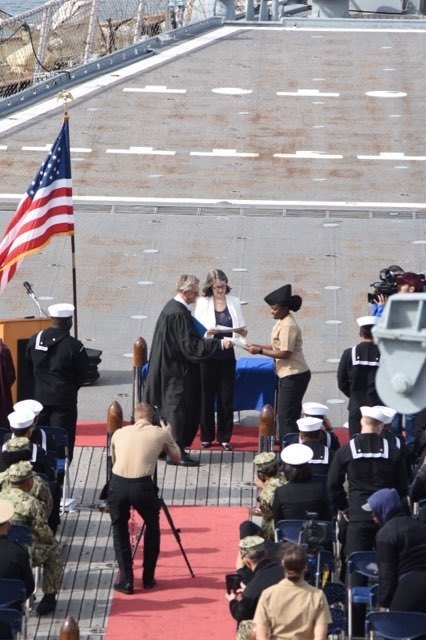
[215,324,245,333]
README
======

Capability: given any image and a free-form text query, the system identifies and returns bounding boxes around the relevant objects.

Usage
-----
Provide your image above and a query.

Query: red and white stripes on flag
[0,119,74,292]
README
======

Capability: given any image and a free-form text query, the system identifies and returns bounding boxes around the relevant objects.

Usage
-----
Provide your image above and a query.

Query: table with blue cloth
[140,356,277,413]
[233,356,277,411]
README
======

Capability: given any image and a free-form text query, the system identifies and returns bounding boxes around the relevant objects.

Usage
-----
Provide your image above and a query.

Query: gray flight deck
[0,16,425,639]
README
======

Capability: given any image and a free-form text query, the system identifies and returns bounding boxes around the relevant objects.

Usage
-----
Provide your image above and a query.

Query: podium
[0,317,51,403]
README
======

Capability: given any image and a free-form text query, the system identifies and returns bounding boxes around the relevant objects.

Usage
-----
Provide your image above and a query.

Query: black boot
[36,593,57,616]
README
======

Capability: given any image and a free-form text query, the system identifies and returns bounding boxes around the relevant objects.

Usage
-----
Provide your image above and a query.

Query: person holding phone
[194,269,247,451]
[225,536,283,640]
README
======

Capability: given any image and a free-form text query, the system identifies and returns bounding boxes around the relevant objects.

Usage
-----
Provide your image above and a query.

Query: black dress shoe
[113,581,134,595]
[143,579,156,589]
[167,457,199,467]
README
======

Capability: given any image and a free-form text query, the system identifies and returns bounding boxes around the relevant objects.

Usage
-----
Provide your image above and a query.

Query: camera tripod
[131,474,195,578]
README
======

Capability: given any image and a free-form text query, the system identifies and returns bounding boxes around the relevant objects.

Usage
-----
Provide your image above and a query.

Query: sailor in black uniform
[302,402,340,451]
[13,399,57,454]
[337,316,382,438]
[327,405,409,636]
[25,303,89,462]
[297,417,334,476]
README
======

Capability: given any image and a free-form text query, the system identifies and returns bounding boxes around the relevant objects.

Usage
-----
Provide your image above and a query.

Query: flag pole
[57,90,78,339]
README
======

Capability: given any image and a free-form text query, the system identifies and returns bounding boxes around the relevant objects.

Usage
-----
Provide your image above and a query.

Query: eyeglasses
[213,284,227,290]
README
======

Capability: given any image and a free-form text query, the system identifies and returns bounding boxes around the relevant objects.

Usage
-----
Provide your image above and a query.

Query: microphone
[23,281,33,293]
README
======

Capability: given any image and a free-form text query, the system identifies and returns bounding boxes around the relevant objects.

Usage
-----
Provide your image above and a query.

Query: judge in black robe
[144,276,227,463]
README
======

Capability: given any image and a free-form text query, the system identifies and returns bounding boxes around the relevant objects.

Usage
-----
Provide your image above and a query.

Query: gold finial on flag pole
[56,91,74,118]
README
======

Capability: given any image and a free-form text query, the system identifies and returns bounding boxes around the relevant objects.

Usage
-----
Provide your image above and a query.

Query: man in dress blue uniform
[26,303,89,461]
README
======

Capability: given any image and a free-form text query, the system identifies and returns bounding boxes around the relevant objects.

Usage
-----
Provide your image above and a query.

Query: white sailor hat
[13,399,43,416]
[48,303,74,318]
[0,498,14,525]
[374,406,397,425]
[297,417,323,432]
[357,316,378,328]
[360,406,392,423]
[303,402,328,417]
[280,443,313,466]
[8,409,36,430]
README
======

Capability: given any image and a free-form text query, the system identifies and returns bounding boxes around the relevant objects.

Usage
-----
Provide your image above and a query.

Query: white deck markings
[0,25,243,134]
[357,152,426,161]
[212,88,252,95]
[22,145,92,152]
[123,86,187,93]
[274,150,343,159]
[1,193,425,209]
[190,148,259,158]
[277,89,339,97]
[106,146,175,155]
[366,91,407,97]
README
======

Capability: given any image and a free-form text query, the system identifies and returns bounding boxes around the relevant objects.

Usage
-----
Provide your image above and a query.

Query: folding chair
[347,550,378,640]
[7,524,38,598]
[0,428,10,448]
[0,579,27,639]
[281,432,299,449]
[328,606,347,640]
[366,611,426,640]
[0,607,23,639]
[39,426,71,514]
[323,581,347,608]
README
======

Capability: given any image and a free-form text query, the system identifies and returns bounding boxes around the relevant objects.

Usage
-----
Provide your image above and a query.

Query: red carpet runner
[75,422,348,449]
[105,506,247,640]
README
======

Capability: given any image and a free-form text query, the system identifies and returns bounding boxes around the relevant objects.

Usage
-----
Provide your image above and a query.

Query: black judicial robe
[144,299,219,449]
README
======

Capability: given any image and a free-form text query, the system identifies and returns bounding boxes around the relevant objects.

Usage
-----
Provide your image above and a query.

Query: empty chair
[347,550,378,640]
[0,579,27,639]
[366,611,426,640]
[328,606,347,640]
[323,581,347,608]
[0,607,23,639]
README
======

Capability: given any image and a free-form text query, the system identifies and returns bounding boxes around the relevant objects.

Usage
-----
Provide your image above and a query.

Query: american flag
[0,118,74,292]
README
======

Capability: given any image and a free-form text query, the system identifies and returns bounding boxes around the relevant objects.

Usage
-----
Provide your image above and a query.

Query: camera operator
[108,402,180,595]
[225,536,284,640]
[370,265,404,317]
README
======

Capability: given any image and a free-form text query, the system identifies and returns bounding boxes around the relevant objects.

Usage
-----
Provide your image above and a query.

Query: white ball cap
[297,417,323,432]
[303,402,328,417]
[48,303,74,318]
[374,406,397,424]
[13,399,43,416]
[360,405,393,423]
[8,409,36,430]
[357,316,378,328]
[280,443,313,466]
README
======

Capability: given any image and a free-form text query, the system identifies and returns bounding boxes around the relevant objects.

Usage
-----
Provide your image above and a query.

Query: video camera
[299,512,329,552]
[368,268,399,304]
[151,405,166,427]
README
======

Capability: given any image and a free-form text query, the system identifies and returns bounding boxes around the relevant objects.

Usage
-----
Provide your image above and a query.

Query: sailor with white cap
[337,315,382,438]
[272,444,331,524]
[25,302,89,461]
[327,402,408,635]
[12,399,56,453]
[0,498,35,600]
[302,401,340,451]
[296,417,333,475]
[2,410,56,482]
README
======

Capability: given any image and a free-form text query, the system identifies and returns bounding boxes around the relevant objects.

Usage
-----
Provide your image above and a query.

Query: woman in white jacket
[194,269,247,451]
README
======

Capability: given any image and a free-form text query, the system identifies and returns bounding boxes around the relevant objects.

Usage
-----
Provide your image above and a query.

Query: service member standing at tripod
[108,402,180,595]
